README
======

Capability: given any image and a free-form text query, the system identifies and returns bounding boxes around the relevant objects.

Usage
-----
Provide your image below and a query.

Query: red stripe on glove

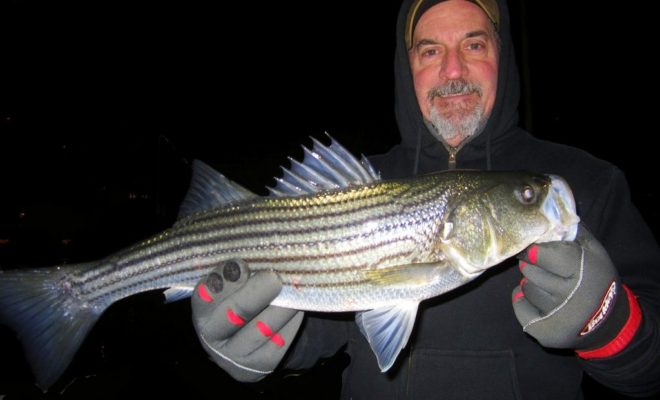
[528,245,538,264]
[257,320,273,337]
[271,333,285,347]
[198,284,214,303]
[576,285,642,359]
[512,291,524,303]
[226,309,246,326]
[256,320,286,347]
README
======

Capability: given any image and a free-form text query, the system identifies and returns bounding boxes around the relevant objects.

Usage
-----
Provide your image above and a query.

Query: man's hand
[191,259,303,382]
[512,225,641,357]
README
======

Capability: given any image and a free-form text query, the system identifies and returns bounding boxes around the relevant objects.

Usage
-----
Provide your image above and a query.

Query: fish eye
[517,185,537,204]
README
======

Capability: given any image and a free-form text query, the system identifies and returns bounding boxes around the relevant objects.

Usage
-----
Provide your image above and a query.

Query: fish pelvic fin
[355,301,419,373]
[177,159,259,221]
[163,286,194,303]
[0,264,105,391]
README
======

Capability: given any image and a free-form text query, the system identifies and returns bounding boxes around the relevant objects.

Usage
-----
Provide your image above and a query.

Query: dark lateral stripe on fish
[163,220,418,273]
[95,234,413,289]
[85,244,407,301]
[115,214,410,270]
[244,241,415,266]
[273,251,414,281]
[74,208,411,286]
[77,200,437,296]
[173,190,397,231]
[172,195,406,239]
[172,180,445,235]
[76,231,422,301]
[77,194,442,286]
[244,241,415,271]
[82,235,419,303]
[147,178,442,232]
[76,181,452,302]
[281,278,372,289]
[94,202,400,271]
[82,236,415,302]
[113,185,447,270]
[175,184,403,224]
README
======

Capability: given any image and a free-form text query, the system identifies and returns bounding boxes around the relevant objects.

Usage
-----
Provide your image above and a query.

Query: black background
[1,0,658,398]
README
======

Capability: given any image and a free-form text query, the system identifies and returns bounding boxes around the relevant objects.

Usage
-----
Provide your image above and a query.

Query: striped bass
[0,136,579,390]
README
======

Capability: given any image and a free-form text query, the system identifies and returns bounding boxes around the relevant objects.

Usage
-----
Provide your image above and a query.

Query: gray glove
[191,259,304,382]
[512,225,639,355]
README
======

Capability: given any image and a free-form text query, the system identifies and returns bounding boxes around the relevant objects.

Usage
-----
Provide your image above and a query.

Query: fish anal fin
[356,302,419,372]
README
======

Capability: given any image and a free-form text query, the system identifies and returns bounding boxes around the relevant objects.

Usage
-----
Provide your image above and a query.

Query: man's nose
[441,49,466,80]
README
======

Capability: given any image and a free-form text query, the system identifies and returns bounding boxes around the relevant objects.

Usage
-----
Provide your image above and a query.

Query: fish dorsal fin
[355,301,419,372]
[267,133,381,197]
[177,160,258,220]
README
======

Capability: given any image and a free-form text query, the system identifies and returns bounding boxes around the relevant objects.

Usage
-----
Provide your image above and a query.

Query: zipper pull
[448,147,458,170]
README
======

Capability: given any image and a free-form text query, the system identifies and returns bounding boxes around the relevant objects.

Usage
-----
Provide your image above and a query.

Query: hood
[394,0,521,173]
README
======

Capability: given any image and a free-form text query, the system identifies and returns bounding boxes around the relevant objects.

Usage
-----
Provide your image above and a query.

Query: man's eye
[466,42,485,51]
[422,48,437,57]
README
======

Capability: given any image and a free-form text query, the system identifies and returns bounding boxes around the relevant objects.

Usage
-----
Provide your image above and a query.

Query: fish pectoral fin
[355,301,419,372]
[163,286,194,303]
[363,261,449,286]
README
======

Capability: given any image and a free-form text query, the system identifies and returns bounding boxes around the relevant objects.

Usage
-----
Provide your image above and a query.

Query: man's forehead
[405,0,499,49]
[417,10,490,37]
[411,2,494,45]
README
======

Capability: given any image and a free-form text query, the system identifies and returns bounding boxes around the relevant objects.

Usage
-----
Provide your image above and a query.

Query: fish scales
[73,176,453,308]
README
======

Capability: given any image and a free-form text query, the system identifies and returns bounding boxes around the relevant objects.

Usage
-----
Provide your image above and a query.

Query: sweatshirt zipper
[448,147,458,169]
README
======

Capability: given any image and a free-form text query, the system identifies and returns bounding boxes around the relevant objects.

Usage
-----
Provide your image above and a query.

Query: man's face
[408,0,499,147]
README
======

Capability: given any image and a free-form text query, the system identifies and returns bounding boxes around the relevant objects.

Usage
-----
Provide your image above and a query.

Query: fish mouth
[537,175,580,242]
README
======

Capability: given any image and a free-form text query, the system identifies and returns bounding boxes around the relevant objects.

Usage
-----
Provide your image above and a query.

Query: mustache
[427,79,483,100]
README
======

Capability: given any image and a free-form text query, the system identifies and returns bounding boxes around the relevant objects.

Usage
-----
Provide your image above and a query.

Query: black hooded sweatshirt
[284,1,660,398]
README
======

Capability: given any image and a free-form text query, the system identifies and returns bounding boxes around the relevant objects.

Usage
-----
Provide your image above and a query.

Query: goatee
[426,79,488,145]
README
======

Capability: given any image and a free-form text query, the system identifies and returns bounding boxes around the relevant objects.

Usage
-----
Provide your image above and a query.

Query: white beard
[428,102,485,145]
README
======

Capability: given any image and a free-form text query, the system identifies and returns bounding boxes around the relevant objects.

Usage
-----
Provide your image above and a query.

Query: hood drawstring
[413,127,422,176]
[486,129,492,170]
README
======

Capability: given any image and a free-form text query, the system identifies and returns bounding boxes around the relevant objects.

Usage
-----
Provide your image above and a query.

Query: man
[190,1,660,398]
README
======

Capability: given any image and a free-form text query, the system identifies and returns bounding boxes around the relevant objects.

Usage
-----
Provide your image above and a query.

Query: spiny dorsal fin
[267,133,381,197]
[177,160,258,220]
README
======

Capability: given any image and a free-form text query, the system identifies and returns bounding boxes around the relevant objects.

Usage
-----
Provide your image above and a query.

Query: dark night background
[0,0,658,398]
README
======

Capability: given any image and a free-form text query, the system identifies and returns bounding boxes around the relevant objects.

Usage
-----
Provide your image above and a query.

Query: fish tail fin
[0,264,105,391]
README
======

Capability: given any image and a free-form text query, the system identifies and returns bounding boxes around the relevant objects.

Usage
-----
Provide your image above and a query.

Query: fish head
[437,172,580,277]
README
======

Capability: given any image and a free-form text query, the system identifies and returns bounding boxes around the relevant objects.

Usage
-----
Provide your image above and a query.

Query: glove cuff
[576,285,642,359]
